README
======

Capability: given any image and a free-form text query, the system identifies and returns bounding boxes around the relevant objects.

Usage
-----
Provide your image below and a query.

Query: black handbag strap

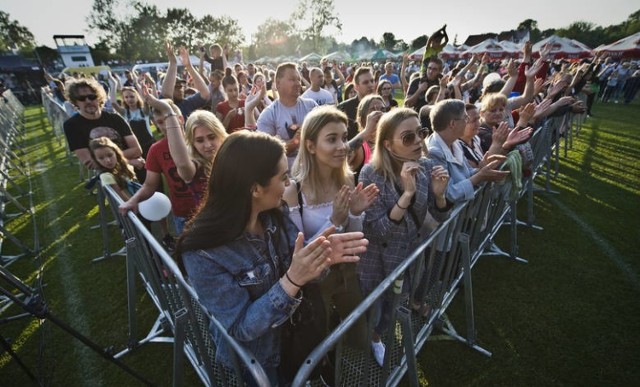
[295,180,304,218]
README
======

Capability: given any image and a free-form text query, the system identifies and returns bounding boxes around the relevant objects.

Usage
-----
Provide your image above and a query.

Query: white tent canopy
[499,41,523,54]
[440,44,469,59]
[462,39,516,60]
[594,32,640,59]
[532,35,591,59]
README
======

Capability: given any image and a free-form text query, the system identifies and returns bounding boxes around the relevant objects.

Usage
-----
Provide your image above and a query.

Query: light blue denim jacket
[426,132,477,203]
[182,207,301,369]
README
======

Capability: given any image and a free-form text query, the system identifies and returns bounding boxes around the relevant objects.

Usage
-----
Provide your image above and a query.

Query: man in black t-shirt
[63,78,142,169]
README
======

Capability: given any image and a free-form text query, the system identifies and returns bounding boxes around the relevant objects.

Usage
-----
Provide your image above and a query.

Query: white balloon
[138,192,172,221]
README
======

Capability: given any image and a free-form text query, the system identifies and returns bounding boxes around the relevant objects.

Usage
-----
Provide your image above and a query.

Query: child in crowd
[216,68,247,133]
[89,136,139,201]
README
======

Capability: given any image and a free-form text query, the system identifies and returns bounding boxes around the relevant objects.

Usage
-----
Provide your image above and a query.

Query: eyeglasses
[381,87,392,91]
[397,128,428,146]
[76,94,98,102]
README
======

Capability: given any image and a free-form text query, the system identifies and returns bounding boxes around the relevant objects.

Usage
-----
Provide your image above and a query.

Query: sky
[2,0,638,49]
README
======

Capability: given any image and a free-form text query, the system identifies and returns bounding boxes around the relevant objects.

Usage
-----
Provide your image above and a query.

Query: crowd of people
[53,31,639,385]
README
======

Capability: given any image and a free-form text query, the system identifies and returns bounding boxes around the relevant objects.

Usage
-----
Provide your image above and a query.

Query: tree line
[1,3,638,68]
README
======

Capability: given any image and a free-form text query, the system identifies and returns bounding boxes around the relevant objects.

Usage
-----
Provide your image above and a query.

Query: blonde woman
[121,89,228,234]
[358,107,450,366]
[283,106,378,355]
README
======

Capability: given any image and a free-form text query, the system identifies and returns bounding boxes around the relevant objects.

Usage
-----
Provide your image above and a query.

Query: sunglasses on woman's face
[76,94,98,102]
[399,128,428,146]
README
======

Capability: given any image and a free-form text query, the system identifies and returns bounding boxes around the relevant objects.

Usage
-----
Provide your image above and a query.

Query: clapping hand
[287,228,368,287]
[349,182,379,216]
[331,185,351,227]
[503,126,533,151]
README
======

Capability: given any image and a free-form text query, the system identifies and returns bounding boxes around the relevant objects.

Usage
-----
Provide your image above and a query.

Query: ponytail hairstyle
[222,67,239,89]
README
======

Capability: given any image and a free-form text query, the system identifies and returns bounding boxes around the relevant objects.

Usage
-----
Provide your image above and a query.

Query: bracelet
[396,200,408,210]
[285,271,303,288]
[164,112,178,120]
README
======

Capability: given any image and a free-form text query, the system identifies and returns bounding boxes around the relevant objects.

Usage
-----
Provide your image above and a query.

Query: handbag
[279,283,333,383]
[278,182,334,384]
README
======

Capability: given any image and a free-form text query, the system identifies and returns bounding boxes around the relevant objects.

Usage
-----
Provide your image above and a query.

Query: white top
[288,189,364,243]
[301,88,335,106]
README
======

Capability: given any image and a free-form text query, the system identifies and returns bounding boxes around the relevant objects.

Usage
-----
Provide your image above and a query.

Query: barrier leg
[397,306,419,387]
[430,234,492,357]
[526,178,544,230]
[172,308,188,387]
[507,202,527,264]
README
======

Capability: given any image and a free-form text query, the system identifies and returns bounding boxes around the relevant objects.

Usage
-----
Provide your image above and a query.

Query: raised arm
[161,42,177,98]
[197,50,209,84]
[179,46,210,100]
[245,83,266,128]
[333,61,346,87]
[143,88,197,182]
[436,75,450,103]
[108,72,125,115]
[222,44,229,70]
[456,55,477,82]
[400,53,409,93]
[463,54,488,90]
[499,59,518,97]
[510,58,544,109]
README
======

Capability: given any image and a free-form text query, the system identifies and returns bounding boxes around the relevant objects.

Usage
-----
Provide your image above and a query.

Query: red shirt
[216,99,246,133]
[146,138,207,218]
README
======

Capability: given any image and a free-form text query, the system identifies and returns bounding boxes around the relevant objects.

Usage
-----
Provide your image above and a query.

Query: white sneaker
[371,341,385,366]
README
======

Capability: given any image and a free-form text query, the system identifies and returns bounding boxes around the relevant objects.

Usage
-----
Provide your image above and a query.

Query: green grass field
[1,99,639,386]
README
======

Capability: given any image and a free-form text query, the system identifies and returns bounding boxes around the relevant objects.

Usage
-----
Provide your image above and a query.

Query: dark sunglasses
[76,94,98,102]
[400,128,428,146]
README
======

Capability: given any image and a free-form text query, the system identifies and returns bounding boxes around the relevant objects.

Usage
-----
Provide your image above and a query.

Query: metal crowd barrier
[37,85,579,384]
[291,113,572,386]
[102,185,269,386]
[40,88,80,176]
[0,90,38,267]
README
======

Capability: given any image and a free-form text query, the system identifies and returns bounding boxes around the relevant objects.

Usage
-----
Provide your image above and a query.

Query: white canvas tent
[594,32,640,59]
[462,39,516,60]
[532,35,591,60]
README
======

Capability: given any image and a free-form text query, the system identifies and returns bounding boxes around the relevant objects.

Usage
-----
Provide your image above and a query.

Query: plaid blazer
[356,158,451,294]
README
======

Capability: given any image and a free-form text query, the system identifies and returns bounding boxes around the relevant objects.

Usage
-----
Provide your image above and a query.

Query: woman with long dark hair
[177,131,368,385]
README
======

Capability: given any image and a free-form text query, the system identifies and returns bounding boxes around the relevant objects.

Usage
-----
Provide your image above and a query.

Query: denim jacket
[426,132,477,203]
[182,206,302,369]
